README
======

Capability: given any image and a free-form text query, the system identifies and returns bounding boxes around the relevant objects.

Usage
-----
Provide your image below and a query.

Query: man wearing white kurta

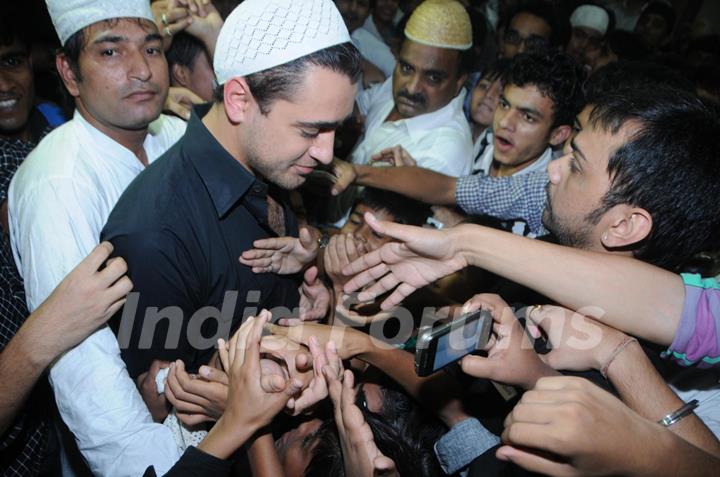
[8,1,186,474]
[349,0,474,177]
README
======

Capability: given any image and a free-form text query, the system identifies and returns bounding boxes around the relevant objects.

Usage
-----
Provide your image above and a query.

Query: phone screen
[431,316,483,372]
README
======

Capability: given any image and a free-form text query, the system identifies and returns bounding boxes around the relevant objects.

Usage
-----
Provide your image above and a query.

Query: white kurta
[472,131,553,177]
[351,15,396,77]
[8,111,186,476]
[352,77,473,177]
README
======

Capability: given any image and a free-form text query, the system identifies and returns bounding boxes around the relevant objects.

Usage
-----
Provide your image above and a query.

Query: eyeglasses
[503,29,550,51]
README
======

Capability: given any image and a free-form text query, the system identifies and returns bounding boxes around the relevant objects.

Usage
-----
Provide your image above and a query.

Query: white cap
[214,0,351,85]
[570,5,610,36]
[46,0,155,46]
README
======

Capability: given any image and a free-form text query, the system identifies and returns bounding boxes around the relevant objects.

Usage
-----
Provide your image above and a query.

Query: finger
[99,256,127,289]
[298,227,315,250]
[165,97,192,120]
[217,339,229,372]
[167,361,212,407]
[176,412,213,426]
[303,266,319,286]
[379,283,416,311]
[162,7,190,25]
[260,373,289,393]
[173,87,204,106]
[460,354,498,380]
[277,318,304,327]
[198,365,229,385]
[80,242,114,274]
[342,256,387,288]
[243,310,271,376]
[103,298,127,320]
[495,446,573,477]
[501,422,566,456]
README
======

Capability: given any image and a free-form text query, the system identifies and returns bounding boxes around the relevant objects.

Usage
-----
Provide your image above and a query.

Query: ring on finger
[529,304,542,320]
[161,12,169,25]
[164,26,173,37]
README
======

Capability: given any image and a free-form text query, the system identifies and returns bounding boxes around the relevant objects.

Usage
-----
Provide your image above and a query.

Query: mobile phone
[414,309,492,377]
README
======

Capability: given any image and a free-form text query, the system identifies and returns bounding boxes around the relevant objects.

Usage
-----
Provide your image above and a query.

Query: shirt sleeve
[455,170,549,236]
[10,178,182,476]
[144,446,232,477]
[434,418,500,476]
[413,133,473,177]
[663,274,720,368]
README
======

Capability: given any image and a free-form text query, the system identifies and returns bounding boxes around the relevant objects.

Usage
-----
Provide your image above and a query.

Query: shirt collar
[183,104,258,218]
[402,89,467,141]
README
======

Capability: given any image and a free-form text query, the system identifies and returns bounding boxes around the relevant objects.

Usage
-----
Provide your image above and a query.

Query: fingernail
[199,366,210,378]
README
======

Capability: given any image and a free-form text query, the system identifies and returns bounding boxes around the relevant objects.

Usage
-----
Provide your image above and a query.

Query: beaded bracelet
[600,336,638,379]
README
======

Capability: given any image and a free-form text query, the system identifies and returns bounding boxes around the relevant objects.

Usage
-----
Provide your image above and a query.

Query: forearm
[197,416,256,461]
[456,225,683,344]
[631,428,720,477]
[0,319,54,434]
[355,165,457,205]
[608,342,720,457]
[246,430,284,477]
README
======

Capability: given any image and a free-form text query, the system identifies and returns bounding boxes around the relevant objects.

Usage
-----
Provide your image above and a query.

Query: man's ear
[223,77,254,125]
[56,54,80,97]
[170,63,192,89]
[600,205,653,250]
[548,124,572,147]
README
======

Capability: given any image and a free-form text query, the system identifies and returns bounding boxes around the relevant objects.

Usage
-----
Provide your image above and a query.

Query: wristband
[600,336,638,379]
[658,400,699,427]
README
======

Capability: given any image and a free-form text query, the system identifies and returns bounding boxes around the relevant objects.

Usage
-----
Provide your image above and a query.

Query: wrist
[602,336,640,379]
[591,330,630,371]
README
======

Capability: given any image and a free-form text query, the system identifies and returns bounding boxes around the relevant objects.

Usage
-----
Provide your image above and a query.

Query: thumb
[363,212,416,243]
[303,266,319,285]
[198,365,229,385]
[299,227,314,249]
[460,354,498,380]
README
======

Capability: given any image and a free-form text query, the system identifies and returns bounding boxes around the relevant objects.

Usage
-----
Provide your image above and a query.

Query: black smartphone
[414,309,492,377]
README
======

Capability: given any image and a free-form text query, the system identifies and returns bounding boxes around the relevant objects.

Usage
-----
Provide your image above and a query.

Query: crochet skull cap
[214,0,351,85]
[404,0,473,51]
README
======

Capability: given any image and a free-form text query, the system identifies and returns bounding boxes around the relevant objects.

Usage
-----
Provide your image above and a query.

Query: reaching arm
[343,216,684,346]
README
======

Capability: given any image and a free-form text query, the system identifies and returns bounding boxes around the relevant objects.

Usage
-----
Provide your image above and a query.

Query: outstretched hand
[240,227,318,275]
[342,213,469,310]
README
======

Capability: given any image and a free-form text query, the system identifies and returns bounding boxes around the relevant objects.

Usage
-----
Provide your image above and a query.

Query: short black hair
[0,8,31,51]
[359,187,431,227]
[480,57,511,84]
[502,0,571,49]
[166,32,208,71]
[502,50,586,128]
[585,60,694,102]
[639,1,676,33]
[213,42,361,114]
[586,86,720,270]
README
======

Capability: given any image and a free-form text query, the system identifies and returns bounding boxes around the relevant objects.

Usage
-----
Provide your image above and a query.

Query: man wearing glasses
[499,0,570,58]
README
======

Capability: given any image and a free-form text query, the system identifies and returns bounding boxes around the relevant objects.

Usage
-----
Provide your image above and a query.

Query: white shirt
[471,130,553,177]
[9,111,186,476]
[352,77,473,177]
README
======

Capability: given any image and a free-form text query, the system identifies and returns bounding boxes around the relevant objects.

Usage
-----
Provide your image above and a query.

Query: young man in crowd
[8,0,188,474]
[331,49,585,236]
[498,0,569,58]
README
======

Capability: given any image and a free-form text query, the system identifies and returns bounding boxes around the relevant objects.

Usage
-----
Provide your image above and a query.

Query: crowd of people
[1,0,719,476]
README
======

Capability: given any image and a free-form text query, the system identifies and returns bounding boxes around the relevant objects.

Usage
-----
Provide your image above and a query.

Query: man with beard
[101,0,359,430]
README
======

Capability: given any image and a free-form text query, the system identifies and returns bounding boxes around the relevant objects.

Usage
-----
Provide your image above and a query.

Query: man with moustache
[349,0,474,177]
[8,0,187,474]
[331,50,585,236]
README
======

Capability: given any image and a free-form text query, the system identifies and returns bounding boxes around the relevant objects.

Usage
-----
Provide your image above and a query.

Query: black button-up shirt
[103,105,300,378]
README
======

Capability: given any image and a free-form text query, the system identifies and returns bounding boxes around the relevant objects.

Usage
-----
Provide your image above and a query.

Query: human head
[634,1,675,50]
[212,0,361,190]
[166,32,215,102]
[468,58,510,129]
[0,11,34,140]
[335,0,373,33]
[374,0,401,26]
[499,0,569,58]
[492,50,584,172]
[391,0,472,119]
[567,4,611,66]
[544,86,720,270]
[341,187,430,250]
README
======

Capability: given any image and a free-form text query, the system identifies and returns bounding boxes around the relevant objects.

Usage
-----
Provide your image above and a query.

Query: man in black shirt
[102,1,361,391]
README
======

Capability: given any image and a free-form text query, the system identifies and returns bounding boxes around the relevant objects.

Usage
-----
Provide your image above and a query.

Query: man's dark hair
[586,86,720,270]
[305,381,445,477]
[585,60,694,102]
[359,187,431,227]
[501,0,571,49]
[166,32,209,72]
[0,9,31,51]
[502,50,586,128]
[213,42,361,114]
[480,57,511,85]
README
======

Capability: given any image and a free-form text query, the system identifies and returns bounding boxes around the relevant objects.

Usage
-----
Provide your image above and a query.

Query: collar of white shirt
[473,131,553,177]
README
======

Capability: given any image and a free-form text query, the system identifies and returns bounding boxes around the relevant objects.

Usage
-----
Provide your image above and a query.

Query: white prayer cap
[214,0,351,85]
[46,0,155,46]
[570,5,610,36]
